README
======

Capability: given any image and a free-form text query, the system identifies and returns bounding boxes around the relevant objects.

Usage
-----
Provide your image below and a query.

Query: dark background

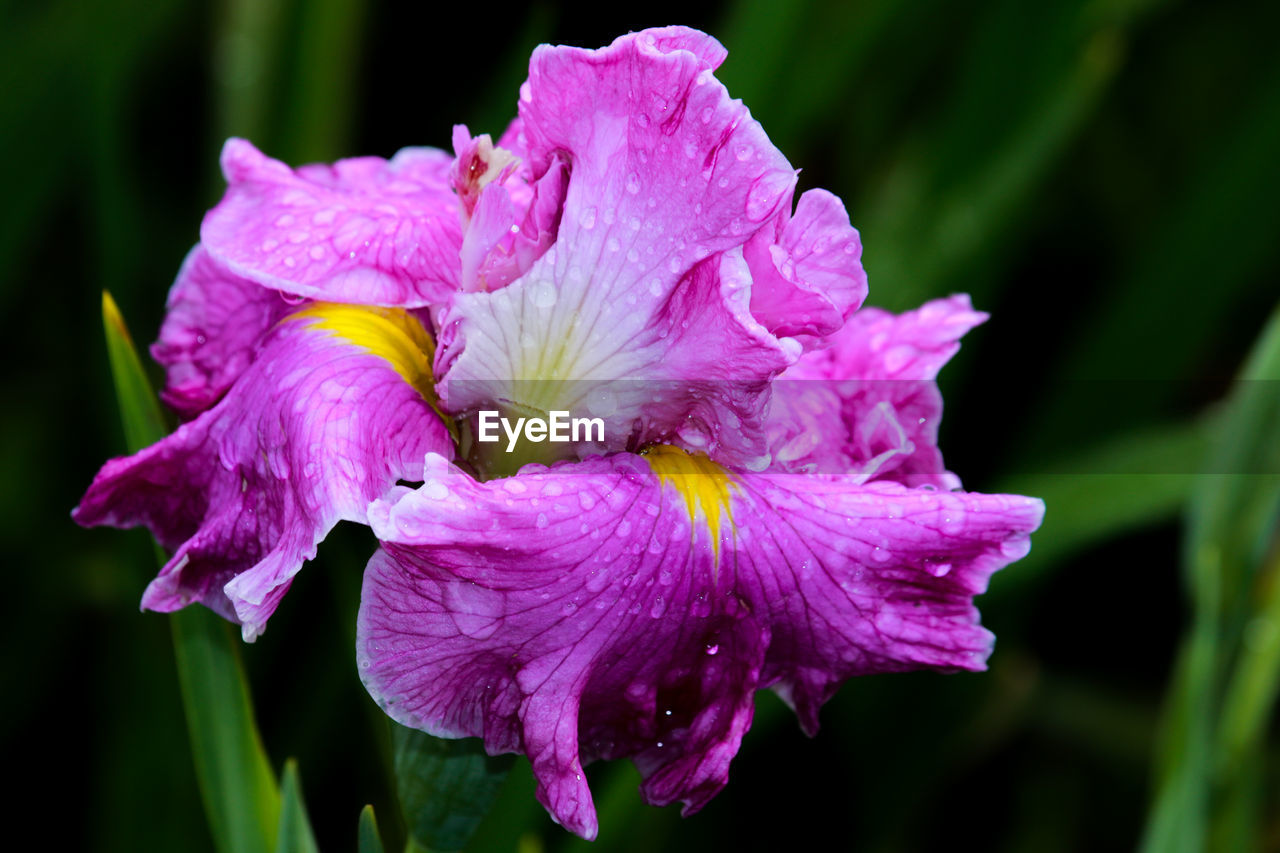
[3,0,1278,850]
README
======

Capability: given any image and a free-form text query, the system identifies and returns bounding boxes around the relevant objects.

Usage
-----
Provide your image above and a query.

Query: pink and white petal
[437,28,799,460]
[150,245,298,418]
[769,295,988,482]
[357,450,1042,837]
[745,189,868,346]
[201,138,463,307]
[75,305,451,639]
[459,182,518,292]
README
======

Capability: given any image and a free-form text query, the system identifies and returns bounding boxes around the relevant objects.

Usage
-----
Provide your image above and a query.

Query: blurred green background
[4,0,1278,850]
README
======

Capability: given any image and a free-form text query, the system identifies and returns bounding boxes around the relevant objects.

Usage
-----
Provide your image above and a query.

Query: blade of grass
[1216,548,1280,779]
[1142,300,1280,852]
[103,293,281,853]
[275,760,320,853]
[101,292,167,452]
[358,805,386,853]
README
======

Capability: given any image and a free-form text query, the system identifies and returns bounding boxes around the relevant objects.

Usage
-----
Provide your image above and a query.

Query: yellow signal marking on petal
[643,445,736,562]
[289,302,437,401]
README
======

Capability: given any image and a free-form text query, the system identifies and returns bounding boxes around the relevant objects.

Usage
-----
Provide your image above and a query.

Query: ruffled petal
[435,27,801,463]
[357,449,1042,837]
[744,188,868,346]
[75,305,451,639]
[767,295,988,483]
[201,139,462,307]
[150,246,297,418]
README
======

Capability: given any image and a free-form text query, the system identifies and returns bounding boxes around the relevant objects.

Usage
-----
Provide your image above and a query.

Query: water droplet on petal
[746,173,785,221]
[586,387,618,417]
[529,280,557,308]
[925,560,952,578]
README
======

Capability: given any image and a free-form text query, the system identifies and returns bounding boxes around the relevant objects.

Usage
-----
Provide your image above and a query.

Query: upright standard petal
[357,449,1043,838]
[201,139,462,307]
[434,28,805,464]
[767,295,988,484]
[76,304,452,639]
[150,246,297,418]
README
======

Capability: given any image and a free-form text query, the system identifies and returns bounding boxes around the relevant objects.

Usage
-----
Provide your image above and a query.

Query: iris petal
[151,245,294,418]
[75,305,451,639]
[201,139,462,307]
[357,451,1042,837]
[436,28,805,464]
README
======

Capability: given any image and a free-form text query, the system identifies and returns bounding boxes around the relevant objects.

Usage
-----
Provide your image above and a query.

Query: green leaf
[357,805,386,853]
[392,724,514,853]
[275,760,319,853]
[1142,300,1280,852]
[101,294,281,853]
[102,291,167,450]
[172,609,282,853]
[1207,304,1280,841]
[1216,549,1280,778]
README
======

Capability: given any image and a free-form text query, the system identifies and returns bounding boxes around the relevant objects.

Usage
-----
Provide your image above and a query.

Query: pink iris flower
[75,27,1043,840]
